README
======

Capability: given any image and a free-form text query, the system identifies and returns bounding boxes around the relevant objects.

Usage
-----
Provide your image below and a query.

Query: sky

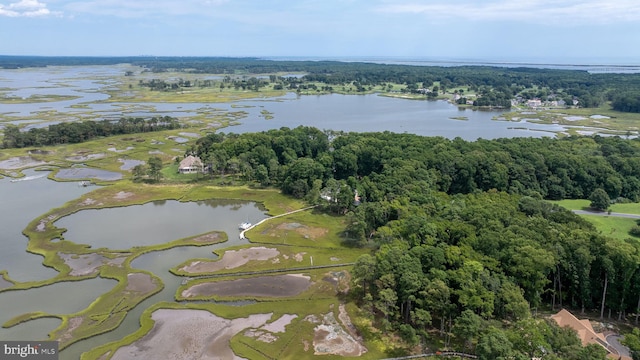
[1,0,639,63]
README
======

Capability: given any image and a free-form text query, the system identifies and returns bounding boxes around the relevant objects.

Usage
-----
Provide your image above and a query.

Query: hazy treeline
[1,116,180,148]
[4,56,640,111]
[138,76,272,92]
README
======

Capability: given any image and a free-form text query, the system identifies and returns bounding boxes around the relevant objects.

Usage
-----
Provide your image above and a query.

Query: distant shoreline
[0,55,638,73]
[262,56,640,72]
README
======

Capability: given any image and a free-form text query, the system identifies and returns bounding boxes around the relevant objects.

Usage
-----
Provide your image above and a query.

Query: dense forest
[1,116,181,148]
[189,127,640,359]
[192,127,640,203]
[613,92,640,113]
[3,56,640,111]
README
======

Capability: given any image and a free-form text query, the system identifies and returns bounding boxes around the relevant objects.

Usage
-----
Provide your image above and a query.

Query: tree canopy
[189,127,640,358]
[1,116,181,149]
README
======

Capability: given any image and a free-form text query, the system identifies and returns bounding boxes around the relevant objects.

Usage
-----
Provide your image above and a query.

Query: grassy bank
[500,104,640,135]
[553,199,640,241]
[0,180,311,351]
[82,295,389,360]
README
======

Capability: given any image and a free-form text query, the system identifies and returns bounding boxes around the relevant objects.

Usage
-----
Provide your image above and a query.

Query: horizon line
[0,54,639,68]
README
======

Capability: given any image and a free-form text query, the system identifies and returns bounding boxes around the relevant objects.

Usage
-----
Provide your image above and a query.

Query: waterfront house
[178,155,204,174]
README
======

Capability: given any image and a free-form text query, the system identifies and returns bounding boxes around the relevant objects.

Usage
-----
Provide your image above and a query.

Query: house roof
[179,155,202,169]
[550,309,632,360]
[551,309,607,347]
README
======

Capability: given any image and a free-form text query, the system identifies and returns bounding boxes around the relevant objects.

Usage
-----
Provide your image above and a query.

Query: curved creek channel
[0,173,268,359]
[0,65,618,358]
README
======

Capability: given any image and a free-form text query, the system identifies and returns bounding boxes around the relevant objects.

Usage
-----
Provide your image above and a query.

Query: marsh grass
[182,185,305,215]
[2,311,52,328]
[107,82,287,103]
[501,104,640,134]
[260,109,274,120]
[175,266,350,302]
[4,233,224,348]
[0,68,394,356]
[247,210,347,248]
[1,159,390,359]
[84,296,386,360]
[82,298,345,360]
[0,94,81,104]
[53,271,162,349]
[0,182,256,350]
[171,244,359,277]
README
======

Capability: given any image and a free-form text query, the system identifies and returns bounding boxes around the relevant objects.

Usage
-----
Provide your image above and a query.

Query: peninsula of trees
[189,127,640,359]
[1,116,181,148]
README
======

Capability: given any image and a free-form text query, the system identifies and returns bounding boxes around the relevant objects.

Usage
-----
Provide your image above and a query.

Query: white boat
[239,222,252,230]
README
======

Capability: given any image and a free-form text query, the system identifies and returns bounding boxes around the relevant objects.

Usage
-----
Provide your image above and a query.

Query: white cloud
[64,0,231,18]
[374,0,640,25]
[0,0,61,17]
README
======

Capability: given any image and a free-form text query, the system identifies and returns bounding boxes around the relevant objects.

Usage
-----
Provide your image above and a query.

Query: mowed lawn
[553,199,640,241]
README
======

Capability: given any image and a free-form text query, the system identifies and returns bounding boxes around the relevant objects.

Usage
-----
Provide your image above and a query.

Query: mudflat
[110,309,273,360]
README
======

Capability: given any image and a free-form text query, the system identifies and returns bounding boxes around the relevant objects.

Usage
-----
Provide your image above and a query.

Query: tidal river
[0,65,601,141]
[0,64,614,358]
[0,172,268,359]
[0,169,94,342]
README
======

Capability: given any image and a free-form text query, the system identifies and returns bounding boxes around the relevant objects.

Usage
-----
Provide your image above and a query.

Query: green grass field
[553,199,640,214]
[580,215,638,241]
[553,199,640,241]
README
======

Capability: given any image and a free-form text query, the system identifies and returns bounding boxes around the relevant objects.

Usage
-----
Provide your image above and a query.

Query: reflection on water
[63,203,267,359]
[0,170,103,343]
[55,167,123,181]
[0,174,269,357]
[0,277,117,341]
[227,94,566,140]
[55,200,268,249]
[0,170,93,282]
[0,65,606,140]
[119,159,145,170]
[0,318,62,342]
